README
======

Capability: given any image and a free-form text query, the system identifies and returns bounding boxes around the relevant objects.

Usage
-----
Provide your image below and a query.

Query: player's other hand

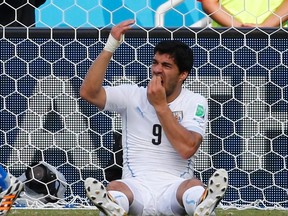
[111,19,135,41]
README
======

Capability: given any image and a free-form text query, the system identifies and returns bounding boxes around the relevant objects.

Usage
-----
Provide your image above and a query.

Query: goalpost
[0,0,287,211]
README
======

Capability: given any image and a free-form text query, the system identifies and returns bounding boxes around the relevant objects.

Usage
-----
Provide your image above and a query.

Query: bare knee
[180,178,205,190]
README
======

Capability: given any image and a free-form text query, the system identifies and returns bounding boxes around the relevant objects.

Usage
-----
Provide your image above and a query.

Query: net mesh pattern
[0,0,287,210]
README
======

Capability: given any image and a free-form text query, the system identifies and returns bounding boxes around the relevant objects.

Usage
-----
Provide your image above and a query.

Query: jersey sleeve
[103,84,136,113]
[182,94,208,137]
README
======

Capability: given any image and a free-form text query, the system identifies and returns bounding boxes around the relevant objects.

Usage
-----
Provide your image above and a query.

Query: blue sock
[0,166,10,192]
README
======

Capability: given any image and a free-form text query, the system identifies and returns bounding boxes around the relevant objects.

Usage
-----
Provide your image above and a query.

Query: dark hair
[154,40,193,73]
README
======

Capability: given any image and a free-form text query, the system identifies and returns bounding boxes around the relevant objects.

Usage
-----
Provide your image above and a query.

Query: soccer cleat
[194,169,228,216]
[85,177,127,216]
[0,175,23,216]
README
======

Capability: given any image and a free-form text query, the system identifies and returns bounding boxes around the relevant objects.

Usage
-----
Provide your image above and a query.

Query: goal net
[0,0,287,211]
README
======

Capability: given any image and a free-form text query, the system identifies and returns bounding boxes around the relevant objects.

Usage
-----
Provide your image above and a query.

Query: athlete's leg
[176,178,205,215]
[85,178,128,216]
[106,181,132,213]
[108,180,144,215]
[194,169,228,216]
[176,169,228,216]
[156,178,203,216]
[0,175,23,216]
[85,178,145,216]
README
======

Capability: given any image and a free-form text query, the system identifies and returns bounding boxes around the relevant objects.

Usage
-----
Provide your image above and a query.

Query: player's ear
[179,71,188,82]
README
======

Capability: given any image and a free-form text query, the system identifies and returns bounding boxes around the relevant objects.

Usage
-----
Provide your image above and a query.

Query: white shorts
[117,173,187,216]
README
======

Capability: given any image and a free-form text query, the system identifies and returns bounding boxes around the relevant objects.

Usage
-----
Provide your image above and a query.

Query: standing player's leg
[0,169,23,216]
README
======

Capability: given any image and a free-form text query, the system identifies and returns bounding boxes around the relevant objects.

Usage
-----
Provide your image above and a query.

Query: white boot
[194,169,228,216]
[85,178,127,216]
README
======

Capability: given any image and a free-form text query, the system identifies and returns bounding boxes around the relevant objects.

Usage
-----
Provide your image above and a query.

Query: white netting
[0,0,287,211]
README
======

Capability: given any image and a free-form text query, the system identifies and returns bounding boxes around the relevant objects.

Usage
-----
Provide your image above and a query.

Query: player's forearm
[155,106,201,159]
[201,0,242,27]
[261,0,288,27]
[81,20,134,109]
[80,50,112,108]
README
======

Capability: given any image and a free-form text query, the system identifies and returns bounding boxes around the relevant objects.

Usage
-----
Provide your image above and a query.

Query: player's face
[151,52,187,98]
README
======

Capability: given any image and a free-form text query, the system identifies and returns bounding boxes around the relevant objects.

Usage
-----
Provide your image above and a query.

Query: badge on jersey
[172,111,183,122]
[195,104,205,119]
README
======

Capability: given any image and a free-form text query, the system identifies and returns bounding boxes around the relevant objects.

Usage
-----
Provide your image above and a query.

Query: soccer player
[0,166,23,216]
[80,20,228,216]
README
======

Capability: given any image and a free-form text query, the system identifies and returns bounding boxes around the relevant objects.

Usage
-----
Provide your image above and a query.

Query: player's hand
[147,75,167,110]
[242,23,259,27]
[110,19,135,41]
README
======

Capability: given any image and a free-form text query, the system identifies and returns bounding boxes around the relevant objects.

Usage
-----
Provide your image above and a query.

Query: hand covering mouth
[155,74,163,84]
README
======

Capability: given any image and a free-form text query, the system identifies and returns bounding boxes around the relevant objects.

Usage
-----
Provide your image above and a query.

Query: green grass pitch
[9,209,288,216]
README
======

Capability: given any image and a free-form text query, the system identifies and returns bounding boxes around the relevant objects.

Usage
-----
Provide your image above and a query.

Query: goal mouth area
[1,27,287,210]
